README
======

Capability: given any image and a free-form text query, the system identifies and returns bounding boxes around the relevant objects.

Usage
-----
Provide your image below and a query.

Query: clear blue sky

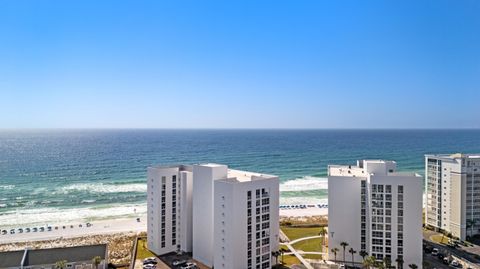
[1,0,479,128]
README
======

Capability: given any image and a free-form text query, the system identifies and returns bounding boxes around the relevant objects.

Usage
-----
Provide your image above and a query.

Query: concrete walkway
[280,235,327,269]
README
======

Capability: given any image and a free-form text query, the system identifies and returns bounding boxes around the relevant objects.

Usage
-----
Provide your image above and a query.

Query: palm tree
[383,257,392,269]
[363,256,376,269]
[55,260,67,269]
[348,247,356,267]
[359,250,368,262]
[318,227,328,252]
[395,256,404,269]
[92,256,101,269]
[271,251,280,267]
[467,219,476,238]
[331,247,339,262]
[408,264,418,269]
[279,248,285,264]
[340,242,349,264]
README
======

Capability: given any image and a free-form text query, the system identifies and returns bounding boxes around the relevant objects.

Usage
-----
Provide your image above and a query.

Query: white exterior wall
[147,166,193,255]
[328,160,422,267]
[214,176,279,269]
[425,154,480,240]
[179,171,193,252]
[328,176,362,262]
[192,164,228,267]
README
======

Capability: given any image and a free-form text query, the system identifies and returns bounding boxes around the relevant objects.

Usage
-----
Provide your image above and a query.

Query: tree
[408,264,418,269]
[363,256,376,269]
[271,251,280,267]
[55,260,67,269]
[340,242,349,264]
[359,250,368,262]
[279,248,285,264]
[318,227,328,252]
[395,257,404,269]
[467,219,476,238]
[348,247,356,267]
[383,257,392,269]
[92,256,102,269]
[331,247,339,262]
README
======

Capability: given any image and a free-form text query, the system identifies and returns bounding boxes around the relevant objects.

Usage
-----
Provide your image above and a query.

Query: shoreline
[0,217,147,244]
[0,206,328,245]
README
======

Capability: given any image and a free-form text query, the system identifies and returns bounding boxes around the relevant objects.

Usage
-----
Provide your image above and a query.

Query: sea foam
[280,176,328,192]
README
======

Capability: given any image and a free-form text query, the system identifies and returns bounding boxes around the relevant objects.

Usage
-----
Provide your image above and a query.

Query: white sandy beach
[279,205,328,217]
[0,217,147,244]
[279,207,328,217]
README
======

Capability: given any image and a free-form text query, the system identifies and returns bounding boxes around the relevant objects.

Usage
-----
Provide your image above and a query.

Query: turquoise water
[0,129,479,227]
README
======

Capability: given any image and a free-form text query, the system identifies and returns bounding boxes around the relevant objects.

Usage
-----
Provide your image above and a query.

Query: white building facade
[328,160,422,268]
[425,154,480,240]
[147,165,193,255]
[213,170,279,269]
[147,163,279,269]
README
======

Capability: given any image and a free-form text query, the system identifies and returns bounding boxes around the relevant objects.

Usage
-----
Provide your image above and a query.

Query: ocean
[1,129,479,228]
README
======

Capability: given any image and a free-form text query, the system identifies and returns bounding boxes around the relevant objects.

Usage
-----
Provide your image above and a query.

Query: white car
[181,263,197,269]
[432,248,439,256]
[450,260,460,267]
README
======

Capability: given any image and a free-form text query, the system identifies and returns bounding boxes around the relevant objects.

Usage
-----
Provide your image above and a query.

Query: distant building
[425,153,480,240]
[328,160,422,268]
[0,244,108,269]
[147,163,280,269]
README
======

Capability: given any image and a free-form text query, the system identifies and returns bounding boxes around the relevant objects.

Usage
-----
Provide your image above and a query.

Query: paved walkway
[280,235,328,269]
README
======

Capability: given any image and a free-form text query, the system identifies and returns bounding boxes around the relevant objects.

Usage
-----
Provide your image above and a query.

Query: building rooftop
[0,244,107,268]
[220,169,277,183]
[426,153,480,159]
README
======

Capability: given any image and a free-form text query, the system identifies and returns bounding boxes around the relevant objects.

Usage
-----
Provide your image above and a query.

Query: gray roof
[0,244,107,268]
[0,250,24,268]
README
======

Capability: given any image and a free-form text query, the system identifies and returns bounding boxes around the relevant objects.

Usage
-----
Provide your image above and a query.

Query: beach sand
[279,207,328,217]
[0,217,146,244]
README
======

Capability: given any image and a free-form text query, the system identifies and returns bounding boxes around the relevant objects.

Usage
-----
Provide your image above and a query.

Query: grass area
[135,238,156,260]
[302,254,324,260]
[281,226,325,241]
[292,238,323,252]
[280,254,301,266]
[431,234,449,244]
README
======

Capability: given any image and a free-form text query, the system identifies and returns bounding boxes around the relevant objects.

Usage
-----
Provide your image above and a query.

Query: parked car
[39,227,45,232]
[432,248,439,256]
[172,260,187,266]
[438,253,445,260]
[143,264,156,269]
[18,228,23,233]
[450,260,460,267]
[25,228,31,233]
[181,263,197,269]
[1,230,7,235]
[32,227,38,232]
[424,245,433,254]
[143,257,157,265]
[443,257,450,265]
[10,229,15,234]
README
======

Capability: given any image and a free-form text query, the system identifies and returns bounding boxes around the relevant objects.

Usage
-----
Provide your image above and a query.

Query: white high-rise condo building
[147,163,279,269]
[147,165,193,255]
[328,160,422,268]
[425,154,480,240]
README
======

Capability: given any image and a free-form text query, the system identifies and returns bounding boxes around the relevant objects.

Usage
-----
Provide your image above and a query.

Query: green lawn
[135,238,156,260]
[302,254,324,260]
[291,238,323,252]
[280,254,301,266]
[281,226,325,241]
